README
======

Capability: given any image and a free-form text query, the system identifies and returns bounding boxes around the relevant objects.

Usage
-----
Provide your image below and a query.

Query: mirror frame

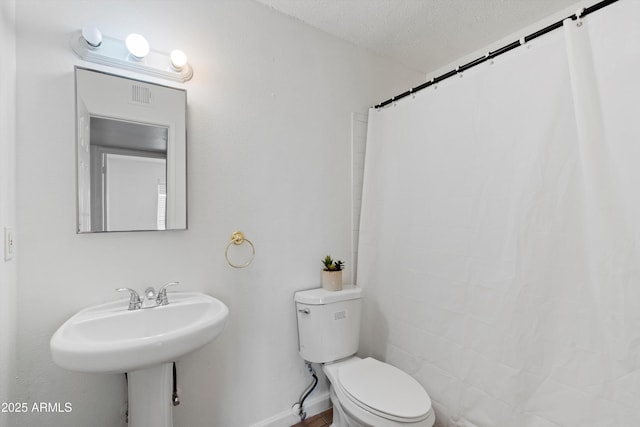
[75,67,187,233]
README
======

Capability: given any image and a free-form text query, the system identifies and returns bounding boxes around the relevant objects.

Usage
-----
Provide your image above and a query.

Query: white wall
[0,0,17,425]
[13,1,422,426]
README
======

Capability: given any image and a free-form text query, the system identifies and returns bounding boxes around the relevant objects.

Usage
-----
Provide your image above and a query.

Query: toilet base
[329,386,365,427]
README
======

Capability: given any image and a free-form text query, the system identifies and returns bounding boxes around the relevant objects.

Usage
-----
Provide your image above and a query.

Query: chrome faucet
[116,281,179,310]
[116,288,142,310]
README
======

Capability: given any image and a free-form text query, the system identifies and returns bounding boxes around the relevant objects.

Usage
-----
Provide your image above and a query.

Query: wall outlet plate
[4,227,15,261]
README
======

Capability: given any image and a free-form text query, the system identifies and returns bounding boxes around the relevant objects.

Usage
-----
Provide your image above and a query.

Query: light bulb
[125,33,150,59]
[81,26,102,49]
[170,50,188,71]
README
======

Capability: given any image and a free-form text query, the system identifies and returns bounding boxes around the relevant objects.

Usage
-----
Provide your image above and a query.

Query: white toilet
[294,286,435,427]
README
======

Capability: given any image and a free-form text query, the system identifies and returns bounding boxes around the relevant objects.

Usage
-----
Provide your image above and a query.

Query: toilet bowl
[294,286,435,427]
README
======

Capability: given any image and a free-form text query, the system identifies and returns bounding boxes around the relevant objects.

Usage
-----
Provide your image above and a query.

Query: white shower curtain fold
[357,2,640,426]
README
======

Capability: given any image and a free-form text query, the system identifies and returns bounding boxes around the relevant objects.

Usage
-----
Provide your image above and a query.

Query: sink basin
[51,291,229,373]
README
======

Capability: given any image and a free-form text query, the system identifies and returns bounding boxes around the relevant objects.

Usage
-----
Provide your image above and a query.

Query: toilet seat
[324,357,434,426]
[337,357,432,423]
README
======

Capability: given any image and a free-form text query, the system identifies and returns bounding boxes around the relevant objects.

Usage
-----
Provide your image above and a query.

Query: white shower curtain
[357,2,640,426]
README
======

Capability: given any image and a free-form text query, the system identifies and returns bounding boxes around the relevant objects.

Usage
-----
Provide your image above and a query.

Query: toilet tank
[294,286,362,364]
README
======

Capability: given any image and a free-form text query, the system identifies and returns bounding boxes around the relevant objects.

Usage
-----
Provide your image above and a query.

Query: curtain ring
[225,231,255,268]
[575,7,585,27]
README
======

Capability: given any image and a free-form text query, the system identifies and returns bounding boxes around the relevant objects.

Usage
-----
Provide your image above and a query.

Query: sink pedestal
[128,363,174,427]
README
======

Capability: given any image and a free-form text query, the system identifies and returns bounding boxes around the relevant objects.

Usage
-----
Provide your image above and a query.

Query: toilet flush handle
[298,308,310,314]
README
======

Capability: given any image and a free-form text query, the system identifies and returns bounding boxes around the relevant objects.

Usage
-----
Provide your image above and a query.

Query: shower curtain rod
[374,0,619,109]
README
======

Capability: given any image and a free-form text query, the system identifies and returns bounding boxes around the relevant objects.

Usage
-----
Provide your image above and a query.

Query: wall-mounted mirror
[75,67,187,233]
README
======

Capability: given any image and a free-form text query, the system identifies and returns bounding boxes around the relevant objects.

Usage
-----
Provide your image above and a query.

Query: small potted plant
[322,255,344,291]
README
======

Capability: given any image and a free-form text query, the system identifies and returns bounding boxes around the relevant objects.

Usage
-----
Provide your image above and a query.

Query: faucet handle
[116,288,142,310]
[156,281,179,306]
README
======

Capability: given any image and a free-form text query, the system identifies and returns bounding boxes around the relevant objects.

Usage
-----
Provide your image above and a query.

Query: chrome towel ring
[225,231,255,268]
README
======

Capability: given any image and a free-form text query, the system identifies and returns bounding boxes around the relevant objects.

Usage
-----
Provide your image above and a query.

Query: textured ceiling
[254,0,583,74]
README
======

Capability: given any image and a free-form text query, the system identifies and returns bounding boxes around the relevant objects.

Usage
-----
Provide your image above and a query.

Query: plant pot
[322,270,343,291]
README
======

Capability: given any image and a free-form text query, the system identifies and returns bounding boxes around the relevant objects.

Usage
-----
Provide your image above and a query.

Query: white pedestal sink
[50,291,229,427]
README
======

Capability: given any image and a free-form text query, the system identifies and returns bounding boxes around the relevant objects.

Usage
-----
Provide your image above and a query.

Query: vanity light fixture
[71,27,193,82]
[170,50,188,71]
[125,33,150,60]
[81,26,102,49]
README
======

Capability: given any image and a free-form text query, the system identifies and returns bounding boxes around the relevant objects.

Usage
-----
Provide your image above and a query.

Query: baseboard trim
[249,391,331,427]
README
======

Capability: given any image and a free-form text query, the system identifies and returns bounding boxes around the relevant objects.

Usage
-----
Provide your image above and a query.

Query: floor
[291,408,333,427]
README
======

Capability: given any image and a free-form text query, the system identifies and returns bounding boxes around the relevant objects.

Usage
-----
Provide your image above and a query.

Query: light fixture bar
[70,30,193,83]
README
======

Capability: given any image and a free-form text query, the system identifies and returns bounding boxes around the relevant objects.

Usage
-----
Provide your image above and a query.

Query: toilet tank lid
[294,285,362,305]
